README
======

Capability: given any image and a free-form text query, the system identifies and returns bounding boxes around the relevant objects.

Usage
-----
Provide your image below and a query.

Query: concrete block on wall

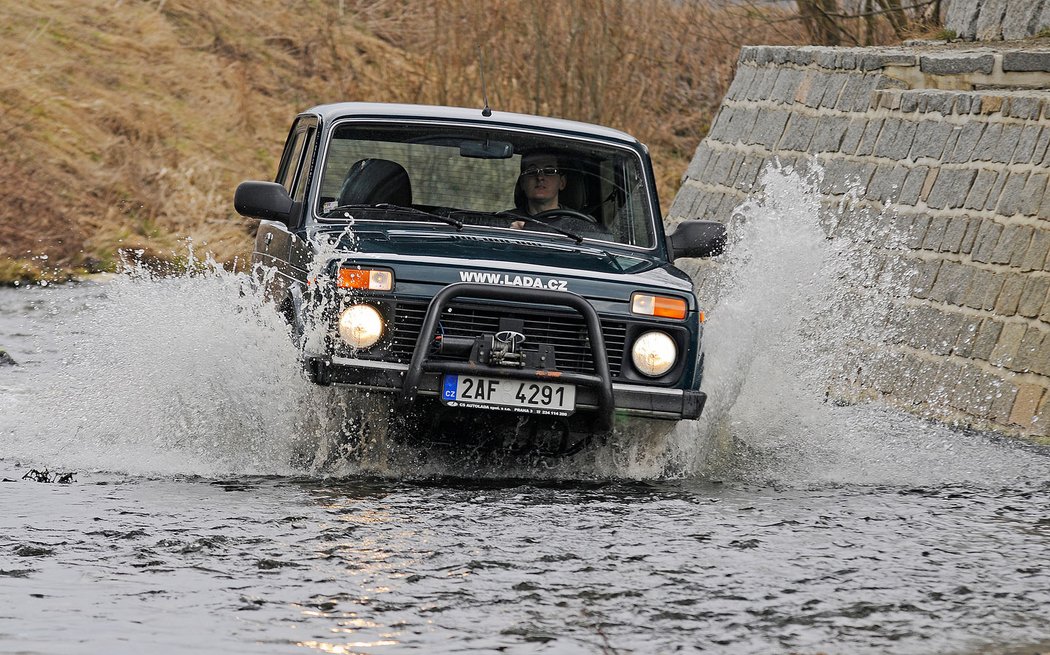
[922,215,950,251]
[769,68,803,105]
[1012,124,1043,163]
[1008,383,1045,427]
[836,73,879,112]
[972,123,1005,162]
[1018,277,1050,317]
[973,318,1005,360]
[1020,173,1049,216]
[839,117,869,155]
[993,125,1024,163]
[748,109,791,149]
[976,0,1009,40]
[1021,230,1050,271]
[726,65,757,101]
[964,168,998,209]
[1003,2,1047,41]
[1006,96,1044,120]
[971,220,1005,263]
[780,114,818,151]
[941,217,971,253]
[953,318,983,358]
[856,119,884,157]
[1027,332,1050,377]
[919,54,995,75]
[910,258,940,298]
[1013,327,1049,374]
[873,119,918,160]
[865,164,909,203]
[910,121,954,161]
[995,172,1032,216]
[948,122,986,163]
[994,273,1027,314]
[961,218,983,254]
[990,379,1020,425]
[809,116,850,153]
[945,0,982,38]
[1003,51,1050,73]
[983,171,1010,212]
[898,166,930,206]
[929,260,977,305]
[927,168,979,210]
[965,270,1007,310]
[990,321,1028,368]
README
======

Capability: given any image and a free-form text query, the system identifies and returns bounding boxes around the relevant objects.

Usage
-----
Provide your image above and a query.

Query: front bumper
[312,282,705,425]
[305,355,706,421]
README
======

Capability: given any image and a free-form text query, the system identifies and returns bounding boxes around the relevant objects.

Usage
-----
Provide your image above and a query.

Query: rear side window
[291,127,316,203]
[275,117,317,194]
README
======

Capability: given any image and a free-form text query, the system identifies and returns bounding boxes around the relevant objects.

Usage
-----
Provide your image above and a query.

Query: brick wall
[669,45,1050,439]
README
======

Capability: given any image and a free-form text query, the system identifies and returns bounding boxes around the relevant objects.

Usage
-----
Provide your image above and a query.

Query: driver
[516,152,565,220]
[509,152,610,238]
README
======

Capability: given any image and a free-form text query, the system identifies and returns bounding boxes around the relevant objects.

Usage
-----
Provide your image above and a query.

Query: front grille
[382,300,627,377]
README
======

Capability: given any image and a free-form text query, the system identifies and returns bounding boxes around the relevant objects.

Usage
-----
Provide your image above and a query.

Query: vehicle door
[255,115,318,297]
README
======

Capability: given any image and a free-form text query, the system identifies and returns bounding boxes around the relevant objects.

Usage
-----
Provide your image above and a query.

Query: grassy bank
[0,0,816,283]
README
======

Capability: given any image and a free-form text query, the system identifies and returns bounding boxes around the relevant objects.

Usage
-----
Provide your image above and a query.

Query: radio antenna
[478,47,492,117]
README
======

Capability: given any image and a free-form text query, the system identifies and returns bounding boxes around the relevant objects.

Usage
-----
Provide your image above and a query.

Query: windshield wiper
[320,203,464,230]
[491,211,585,244]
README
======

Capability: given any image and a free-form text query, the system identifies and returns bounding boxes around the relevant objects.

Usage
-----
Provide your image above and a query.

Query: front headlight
[338,304,384,349]
[631,330,677,377]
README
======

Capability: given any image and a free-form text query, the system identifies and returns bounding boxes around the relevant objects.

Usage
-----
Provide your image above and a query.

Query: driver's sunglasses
[520,167,561,178]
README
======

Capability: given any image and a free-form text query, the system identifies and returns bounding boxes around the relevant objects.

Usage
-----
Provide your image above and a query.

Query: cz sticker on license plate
[440,375,576,416]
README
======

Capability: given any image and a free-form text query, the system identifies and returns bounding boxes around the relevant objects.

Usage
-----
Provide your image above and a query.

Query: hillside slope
[0,0,801,282]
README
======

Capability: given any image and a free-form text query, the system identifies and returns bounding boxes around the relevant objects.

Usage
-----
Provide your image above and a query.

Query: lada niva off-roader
[235,103,724,454]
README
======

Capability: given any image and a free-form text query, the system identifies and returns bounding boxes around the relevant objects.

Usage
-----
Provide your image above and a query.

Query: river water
[2,168,1050,654]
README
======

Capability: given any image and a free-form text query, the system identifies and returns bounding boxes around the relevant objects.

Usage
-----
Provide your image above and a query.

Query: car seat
[338,159,412,206]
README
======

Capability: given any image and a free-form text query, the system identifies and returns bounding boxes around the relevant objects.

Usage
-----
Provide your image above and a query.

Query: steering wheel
[531,208,598,224]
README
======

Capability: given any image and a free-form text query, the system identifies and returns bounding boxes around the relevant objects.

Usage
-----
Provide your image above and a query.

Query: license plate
[440,375,576,416]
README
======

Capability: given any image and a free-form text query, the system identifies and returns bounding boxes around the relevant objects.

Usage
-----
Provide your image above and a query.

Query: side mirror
[667,219,727,260]
[234,181,294,224]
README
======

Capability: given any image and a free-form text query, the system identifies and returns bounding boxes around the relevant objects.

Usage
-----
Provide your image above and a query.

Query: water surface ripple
[3,167,1050,653]
[3,473,1049,654]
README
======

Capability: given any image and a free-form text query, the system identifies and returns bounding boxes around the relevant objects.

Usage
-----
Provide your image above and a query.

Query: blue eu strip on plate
[442,375,459,401]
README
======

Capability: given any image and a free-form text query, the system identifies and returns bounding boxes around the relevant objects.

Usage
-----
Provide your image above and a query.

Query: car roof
[304,102,645,148]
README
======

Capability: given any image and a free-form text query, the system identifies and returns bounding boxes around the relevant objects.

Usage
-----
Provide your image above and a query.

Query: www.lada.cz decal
[459,271,569,291]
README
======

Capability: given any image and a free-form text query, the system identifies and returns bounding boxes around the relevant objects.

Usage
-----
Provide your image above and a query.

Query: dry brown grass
[0,0,820,281]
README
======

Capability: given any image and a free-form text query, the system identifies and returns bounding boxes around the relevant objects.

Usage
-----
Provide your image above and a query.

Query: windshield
[314,121,657,249]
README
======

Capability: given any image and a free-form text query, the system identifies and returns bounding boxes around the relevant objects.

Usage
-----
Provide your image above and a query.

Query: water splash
[2,172,1046,483]
[654,161,1050,485]
[1,255,332,476]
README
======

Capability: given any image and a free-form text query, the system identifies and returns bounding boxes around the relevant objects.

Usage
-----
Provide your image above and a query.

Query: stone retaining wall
[946,0,1050,41]
[669,45,1050,439]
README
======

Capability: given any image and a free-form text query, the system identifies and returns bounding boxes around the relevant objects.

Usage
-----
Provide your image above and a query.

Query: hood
[314,227,694,302]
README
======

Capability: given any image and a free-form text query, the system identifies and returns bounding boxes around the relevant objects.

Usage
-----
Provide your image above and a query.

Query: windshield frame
[307,116,663,253]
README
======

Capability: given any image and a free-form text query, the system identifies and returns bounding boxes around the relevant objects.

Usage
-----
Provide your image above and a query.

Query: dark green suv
[235,103,724,453]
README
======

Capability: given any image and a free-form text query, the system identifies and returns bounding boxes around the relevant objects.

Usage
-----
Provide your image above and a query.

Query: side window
[276,128,307,192]
[290,127,316,203]
[276,116,318,193]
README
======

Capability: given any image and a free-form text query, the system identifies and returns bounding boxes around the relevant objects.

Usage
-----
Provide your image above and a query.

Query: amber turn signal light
[630,293,687,319]
[337,268,394,291]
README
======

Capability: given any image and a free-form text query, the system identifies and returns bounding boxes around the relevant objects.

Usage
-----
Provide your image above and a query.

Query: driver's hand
[510,220,525,229]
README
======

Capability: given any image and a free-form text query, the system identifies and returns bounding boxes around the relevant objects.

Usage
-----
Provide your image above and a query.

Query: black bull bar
[400,283,615,430]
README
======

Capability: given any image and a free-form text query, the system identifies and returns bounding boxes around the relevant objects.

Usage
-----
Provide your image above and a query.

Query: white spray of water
[2,169,1046,483]
[649,162,1048,485]
[0,256,337,476]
